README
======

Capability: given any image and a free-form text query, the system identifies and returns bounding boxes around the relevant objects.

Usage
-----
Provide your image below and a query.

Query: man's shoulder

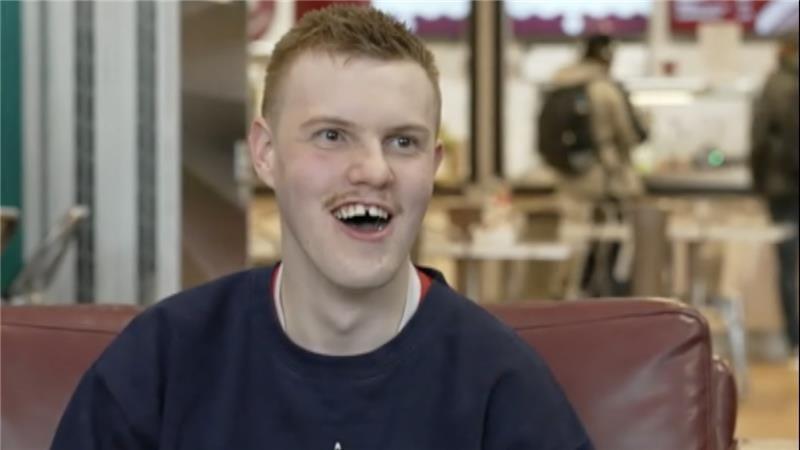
[93,267,272,374]
[154,267,266,316]
[116,267,271,345]
[586,77,625,104]
[552,61,606,86]
[430,280,548,370]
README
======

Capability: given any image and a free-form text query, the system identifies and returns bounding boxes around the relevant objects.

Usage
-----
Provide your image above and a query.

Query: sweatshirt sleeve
[481,343,594,450]
[50,365,158,450]
[50,309,169,450]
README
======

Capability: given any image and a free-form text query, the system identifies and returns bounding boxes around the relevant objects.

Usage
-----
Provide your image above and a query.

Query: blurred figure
[750,31,799,367]
[548,34,646,203]
[542,34,647,296]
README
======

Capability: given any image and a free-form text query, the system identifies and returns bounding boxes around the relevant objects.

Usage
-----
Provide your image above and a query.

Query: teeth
[368,206,386,219]
[333,203,390,220]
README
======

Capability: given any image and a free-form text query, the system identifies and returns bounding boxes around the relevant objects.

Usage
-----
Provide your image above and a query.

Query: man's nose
[346,142,395,188]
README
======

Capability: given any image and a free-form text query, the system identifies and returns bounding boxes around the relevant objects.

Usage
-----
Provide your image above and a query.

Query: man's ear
[248,117,276,189]
[433,139,445,175]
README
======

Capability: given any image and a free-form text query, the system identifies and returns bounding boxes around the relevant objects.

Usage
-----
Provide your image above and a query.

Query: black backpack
[537,84,597,176]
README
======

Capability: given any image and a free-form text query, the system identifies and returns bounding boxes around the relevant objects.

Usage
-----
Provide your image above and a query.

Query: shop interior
[1,0,798,448]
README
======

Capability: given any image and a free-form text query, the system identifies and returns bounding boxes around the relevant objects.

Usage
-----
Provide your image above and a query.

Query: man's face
[250,52,442,290]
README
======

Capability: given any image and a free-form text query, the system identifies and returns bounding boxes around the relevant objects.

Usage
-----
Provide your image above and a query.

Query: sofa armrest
[712,356,738,450]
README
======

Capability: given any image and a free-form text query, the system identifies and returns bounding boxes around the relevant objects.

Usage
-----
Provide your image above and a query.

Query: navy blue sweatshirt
[52,266,593,449]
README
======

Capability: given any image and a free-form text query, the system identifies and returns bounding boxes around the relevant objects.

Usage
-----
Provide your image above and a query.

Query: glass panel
[669,0,798,38]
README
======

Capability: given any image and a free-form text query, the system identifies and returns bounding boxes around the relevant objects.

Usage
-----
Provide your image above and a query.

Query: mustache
[322,190,403,215]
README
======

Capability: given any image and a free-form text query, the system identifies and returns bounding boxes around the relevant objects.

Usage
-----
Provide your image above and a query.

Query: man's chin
[324,259,405,292]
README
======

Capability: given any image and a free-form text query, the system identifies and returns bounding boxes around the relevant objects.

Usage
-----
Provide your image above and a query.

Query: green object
[707,149,725,167]
[1,0,23,293]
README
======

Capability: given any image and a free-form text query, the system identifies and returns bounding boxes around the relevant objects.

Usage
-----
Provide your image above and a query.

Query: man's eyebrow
[385,124,432,137]
[300,117,432,138]
[299,116,357,130]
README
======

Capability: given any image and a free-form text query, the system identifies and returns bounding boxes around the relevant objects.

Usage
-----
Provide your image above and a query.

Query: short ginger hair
[261,5,441,126]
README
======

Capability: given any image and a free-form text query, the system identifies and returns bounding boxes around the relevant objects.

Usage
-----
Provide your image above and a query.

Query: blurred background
[1,0,797,442]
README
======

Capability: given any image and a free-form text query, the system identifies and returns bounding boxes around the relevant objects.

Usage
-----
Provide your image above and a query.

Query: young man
[52,6,593,449]
[750,31,799,369]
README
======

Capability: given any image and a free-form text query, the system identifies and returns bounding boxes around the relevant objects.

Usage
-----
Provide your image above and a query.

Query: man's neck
[278,256,411,356]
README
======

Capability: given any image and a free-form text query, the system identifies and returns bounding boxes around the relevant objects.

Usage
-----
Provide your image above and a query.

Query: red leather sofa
[1,299,736,449]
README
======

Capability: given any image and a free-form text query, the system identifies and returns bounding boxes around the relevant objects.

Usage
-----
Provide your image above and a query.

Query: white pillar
[46,1,77,301]
[647,0,671,76]
[155,1,181,300]
[22,1,43,258]
[94,1,138,303]
[21,1,77,303]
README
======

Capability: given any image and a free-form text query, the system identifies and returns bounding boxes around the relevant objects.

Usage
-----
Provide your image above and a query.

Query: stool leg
[714,296,749,398]
[727,295,749,397]
[565,241,589,300]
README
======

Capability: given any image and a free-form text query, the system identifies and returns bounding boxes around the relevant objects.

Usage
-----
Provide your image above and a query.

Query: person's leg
[580,243,598,293]
[604,198,629,296]
[768,196,799,353]
[589,200,619,296]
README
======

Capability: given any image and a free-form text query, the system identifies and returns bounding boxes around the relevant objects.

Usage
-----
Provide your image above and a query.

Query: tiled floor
[737,362,799,440]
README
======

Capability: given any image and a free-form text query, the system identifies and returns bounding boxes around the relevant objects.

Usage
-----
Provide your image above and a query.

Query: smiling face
[249,52,442,291]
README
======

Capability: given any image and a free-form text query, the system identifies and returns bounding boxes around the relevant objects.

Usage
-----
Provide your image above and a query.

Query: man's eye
[312,129,346,148]
[322,129,341,141]
[389,136,418,150]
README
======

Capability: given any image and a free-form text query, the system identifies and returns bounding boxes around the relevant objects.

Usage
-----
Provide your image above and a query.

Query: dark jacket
[750,60,799,197]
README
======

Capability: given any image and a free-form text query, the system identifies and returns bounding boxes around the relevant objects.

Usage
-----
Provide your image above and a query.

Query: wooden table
[558,221,794,245]
[421,240,572,300]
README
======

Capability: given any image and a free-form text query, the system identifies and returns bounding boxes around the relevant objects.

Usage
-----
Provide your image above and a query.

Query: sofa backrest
[1,299,735,450]
[1,305,139,450]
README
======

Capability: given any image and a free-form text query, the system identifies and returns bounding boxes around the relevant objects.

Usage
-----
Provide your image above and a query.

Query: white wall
[429,42,471,142]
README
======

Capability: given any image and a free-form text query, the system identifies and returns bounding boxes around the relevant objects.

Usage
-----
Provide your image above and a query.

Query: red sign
[669,0,797,36]
[295,0,370,22]
[248,0,276,41]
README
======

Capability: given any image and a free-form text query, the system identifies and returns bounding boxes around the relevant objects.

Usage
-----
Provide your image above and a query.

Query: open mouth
[332,203,393,233]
